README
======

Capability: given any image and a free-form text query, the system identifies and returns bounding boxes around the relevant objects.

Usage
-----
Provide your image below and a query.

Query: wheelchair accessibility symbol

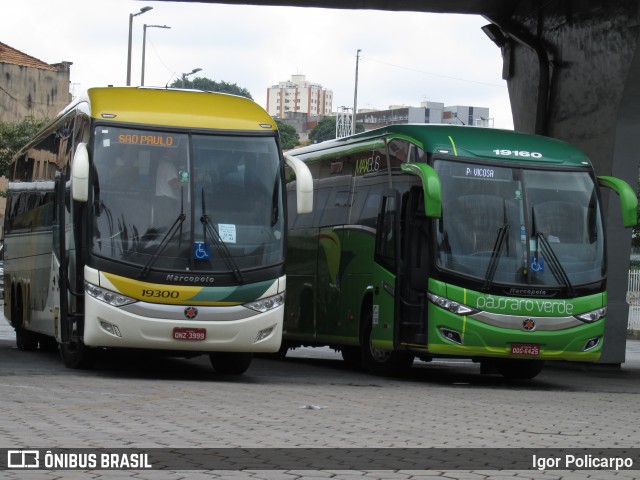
[194,242,210,260]
[531,256,544,273]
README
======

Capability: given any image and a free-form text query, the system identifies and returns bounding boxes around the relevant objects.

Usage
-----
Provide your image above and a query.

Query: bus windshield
[434,159,605,289]
[91,126,284,274]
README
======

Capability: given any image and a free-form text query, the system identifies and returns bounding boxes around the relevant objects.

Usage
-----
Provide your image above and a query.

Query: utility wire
[362,56,507,88]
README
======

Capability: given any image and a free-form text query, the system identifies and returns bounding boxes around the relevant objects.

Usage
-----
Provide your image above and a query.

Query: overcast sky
[3,0,514,129]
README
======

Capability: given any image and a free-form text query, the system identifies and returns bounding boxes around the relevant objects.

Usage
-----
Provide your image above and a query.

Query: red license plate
[173,327,206,341]
[511,343,540,356]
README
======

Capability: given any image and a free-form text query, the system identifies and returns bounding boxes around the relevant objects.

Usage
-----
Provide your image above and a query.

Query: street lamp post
[127,6,153,86]
[181,68,202,88]
[141,24,170,86]
[352,49,361,135]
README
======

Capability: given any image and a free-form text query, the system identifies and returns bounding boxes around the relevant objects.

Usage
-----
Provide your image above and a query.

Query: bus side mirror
[597,175,638,228]
[400,163,442,218]
[71,143,90,202]
[284,153,313,214]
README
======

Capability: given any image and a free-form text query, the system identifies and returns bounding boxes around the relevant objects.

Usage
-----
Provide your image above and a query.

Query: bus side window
[374,191,400,271]
[318,179,351,227]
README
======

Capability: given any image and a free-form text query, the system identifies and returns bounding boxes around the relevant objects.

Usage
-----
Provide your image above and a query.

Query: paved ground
[1,319,639,480]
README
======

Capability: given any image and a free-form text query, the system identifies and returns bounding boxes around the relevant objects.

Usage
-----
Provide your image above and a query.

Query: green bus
[282,124,637,379]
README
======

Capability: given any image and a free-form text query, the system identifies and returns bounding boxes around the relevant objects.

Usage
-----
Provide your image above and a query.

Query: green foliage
[0,117,48,178]
[275,120,299,150]
[309,118,365,144]
[309,118,336,144]
[172,77,253,100]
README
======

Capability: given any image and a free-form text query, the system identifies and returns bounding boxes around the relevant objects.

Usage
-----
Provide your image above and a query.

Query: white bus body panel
[83,296,283,352]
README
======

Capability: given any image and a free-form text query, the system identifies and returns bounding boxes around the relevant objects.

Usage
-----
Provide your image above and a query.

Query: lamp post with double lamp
[141,24,171,86]
[181,68,202,88]
[126,6,153,86]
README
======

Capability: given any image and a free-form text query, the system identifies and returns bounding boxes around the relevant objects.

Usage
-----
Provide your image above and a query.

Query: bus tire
[12,289,37,351]
[496,359,544,380]
[273,342,290,359]
[38,335,59,353]
[209,352,253,375]
[360,312,413,375]
[340,346,362,368]
[15,326,38,351]
[60,339,95,369]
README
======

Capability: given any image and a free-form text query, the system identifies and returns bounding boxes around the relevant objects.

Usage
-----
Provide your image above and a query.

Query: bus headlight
[575,307,606,323]
[86,282,136,307]
[427,292,478,316]
[244,293,286,313]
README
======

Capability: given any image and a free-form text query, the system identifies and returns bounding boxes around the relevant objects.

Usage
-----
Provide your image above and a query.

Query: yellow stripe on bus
[101,272,241,306]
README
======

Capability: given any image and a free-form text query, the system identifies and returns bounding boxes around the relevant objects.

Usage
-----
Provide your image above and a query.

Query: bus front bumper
[83,296,283,353]
[426,310,604,362]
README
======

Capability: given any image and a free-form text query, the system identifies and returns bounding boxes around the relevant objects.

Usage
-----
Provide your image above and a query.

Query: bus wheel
[340,346,362,369]
[13,294,38,351]
[361,313,413,375]
[38,335,59,353]
[273,342,290,359]
[15,326,38,351]
[60,339,95,369]
[496,359,544,380]
[209,352,253,375]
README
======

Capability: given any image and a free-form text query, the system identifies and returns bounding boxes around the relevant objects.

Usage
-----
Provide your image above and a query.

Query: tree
[0,117,48,178]
[172,77,253,100]
[275,120,299,150]
[309,118,336,144]
[309,118,364,144]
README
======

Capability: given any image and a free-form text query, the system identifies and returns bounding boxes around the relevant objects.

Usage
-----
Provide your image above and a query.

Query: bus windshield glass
[434,159,604,289]
[91,127,284,273]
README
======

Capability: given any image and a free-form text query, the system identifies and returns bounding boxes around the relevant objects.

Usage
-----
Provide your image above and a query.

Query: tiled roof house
[0,41,72,122]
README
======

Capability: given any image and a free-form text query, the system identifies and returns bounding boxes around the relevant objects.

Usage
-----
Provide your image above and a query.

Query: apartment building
[266,74,333,118]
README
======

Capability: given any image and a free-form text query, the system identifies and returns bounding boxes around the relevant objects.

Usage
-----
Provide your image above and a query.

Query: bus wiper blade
[139,212,186,278]
[482,224,510,291]
[535,232,575,297]
[140,187,186,278]
[201,188,244,283]
[482,199,510,291]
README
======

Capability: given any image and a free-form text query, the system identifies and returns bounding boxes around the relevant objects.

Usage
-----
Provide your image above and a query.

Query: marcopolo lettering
[508,287,549,297]
[166,274,215,284]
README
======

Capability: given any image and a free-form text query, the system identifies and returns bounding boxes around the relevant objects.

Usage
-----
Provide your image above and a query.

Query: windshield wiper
[482,200,510,291]
[200,188,244,283]
[482,224,510,291]
[140,187,186,278]
[531,208,575,297]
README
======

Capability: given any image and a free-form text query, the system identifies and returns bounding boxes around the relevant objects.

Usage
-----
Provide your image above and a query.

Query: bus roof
[86,87,276,132]
[291,124,591,168]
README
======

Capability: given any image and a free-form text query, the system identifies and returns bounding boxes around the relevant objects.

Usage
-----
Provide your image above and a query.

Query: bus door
[398,186,430,346]
[371,189,401,351]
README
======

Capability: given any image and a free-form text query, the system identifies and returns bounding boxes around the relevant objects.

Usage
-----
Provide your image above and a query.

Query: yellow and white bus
[3,87,312,374]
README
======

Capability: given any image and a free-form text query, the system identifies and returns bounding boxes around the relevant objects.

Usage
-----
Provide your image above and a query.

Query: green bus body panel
[597,175,639,227]
[291,124,592,168]
[426,309,603,362]
[427,279,605,361]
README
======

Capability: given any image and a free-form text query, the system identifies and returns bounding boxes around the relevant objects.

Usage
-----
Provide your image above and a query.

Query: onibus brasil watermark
[7,450,151,470]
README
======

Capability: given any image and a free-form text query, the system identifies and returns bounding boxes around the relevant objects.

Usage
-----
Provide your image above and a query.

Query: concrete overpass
[162,0,640,364]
